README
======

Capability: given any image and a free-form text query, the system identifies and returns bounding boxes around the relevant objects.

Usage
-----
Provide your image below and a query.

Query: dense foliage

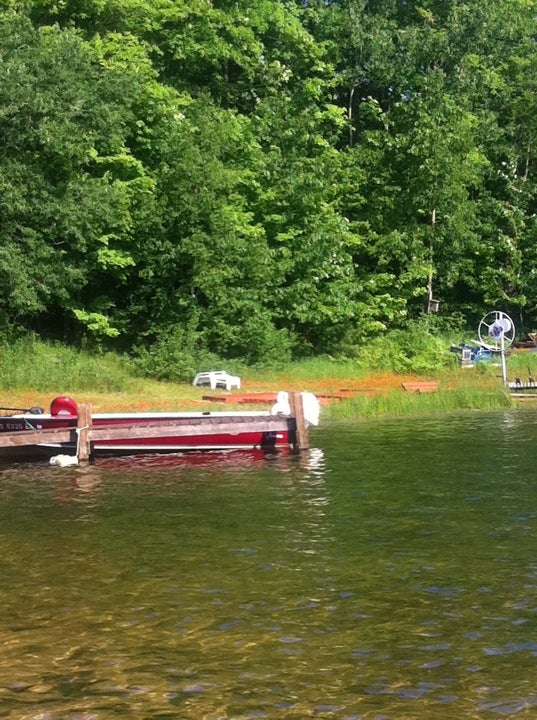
[2,0,537,370]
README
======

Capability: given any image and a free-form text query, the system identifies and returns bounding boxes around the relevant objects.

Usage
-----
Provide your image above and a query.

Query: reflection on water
[1,410,537,718]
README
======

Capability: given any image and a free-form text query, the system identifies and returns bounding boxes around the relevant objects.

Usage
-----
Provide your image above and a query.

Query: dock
[401,381,439,393]
[0,391,311,461]
[507,380,537,392]
[507,380,537,400]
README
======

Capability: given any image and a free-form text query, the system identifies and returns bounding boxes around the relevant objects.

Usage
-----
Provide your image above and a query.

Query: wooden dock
[0,391,311,461]
[401,381,439,393]
[202,390,354,405]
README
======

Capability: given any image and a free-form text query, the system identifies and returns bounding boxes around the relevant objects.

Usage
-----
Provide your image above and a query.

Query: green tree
[314,0,537,329]
[0,12,162,339]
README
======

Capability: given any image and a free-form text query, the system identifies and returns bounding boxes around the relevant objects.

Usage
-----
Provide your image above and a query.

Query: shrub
[130,325,228,382]
[356,321,458,373]
[204,311,295,366]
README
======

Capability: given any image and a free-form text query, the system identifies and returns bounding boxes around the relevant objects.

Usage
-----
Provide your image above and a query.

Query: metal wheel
[478,311,515,352]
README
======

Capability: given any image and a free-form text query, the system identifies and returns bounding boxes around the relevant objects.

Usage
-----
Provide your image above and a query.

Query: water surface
[1,409,537,719]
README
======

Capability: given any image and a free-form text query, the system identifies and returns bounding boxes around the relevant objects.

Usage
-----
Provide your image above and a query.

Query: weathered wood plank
[0,427,74,448]
[289,392,309,451]
[89,417,293,442]
[401,381,439,393]
[77,403,92,461]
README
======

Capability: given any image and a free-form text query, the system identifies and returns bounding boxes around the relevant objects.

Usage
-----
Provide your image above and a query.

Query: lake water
[1,409,537,719]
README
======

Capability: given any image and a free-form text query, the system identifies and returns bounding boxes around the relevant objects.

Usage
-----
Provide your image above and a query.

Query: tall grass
[325,385,511,420]
[0,334,526,417]
[247,356,369,385]
[0,336,137,393]
[505,350,537,380]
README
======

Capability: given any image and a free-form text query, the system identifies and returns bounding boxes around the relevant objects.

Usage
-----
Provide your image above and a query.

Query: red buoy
[50,396,78,416]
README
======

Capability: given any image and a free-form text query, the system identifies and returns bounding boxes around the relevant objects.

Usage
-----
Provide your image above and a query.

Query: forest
[1,0,536,373]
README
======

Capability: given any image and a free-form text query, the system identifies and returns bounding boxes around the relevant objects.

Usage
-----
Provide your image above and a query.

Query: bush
[204,311,295,366]
[356,321,458,373]
[130,325,229,382]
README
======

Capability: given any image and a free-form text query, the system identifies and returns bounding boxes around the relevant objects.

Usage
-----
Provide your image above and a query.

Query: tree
[0,12,159,339]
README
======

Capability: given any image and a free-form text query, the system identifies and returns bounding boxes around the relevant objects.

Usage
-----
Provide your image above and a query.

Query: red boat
[0,395,303,460]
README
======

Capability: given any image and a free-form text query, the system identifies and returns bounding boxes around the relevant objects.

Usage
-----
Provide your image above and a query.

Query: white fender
[49,454,79,467]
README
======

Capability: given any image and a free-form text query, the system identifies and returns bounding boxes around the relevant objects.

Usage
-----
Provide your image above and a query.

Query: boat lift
[477,310,515,386]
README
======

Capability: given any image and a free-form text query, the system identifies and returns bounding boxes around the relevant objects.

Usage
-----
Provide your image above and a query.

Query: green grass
[0,337,138,393]
[325,385,512,420]
[504,350,537,380]
[0,335,527,418]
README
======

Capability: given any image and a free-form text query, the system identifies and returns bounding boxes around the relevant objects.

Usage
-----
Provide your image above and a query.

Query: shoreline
[0,368,516,421]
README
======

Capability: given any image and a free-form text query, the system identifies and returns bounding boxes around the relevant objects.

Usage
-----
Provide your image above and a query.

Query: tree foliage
[1,0,537,364]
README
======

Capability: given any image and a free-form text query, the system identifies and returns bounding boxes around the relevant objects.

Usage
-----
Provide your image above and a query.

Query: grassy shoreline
[0,365,515,420]
[1,337,533,420]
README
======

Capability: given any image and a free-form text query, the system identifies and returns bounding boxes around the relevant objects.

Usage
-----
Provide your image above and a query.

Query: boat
[0,393,318,461]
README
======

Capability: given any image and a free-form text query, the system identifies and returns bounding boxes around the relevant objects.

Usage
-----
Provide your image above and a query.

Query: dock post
[77,403,92,462]
[289,391,309,452]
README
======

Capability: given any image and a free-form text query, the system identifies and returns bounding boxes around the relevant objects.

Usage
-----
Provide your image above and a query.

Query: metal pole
[501,331,507,385]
